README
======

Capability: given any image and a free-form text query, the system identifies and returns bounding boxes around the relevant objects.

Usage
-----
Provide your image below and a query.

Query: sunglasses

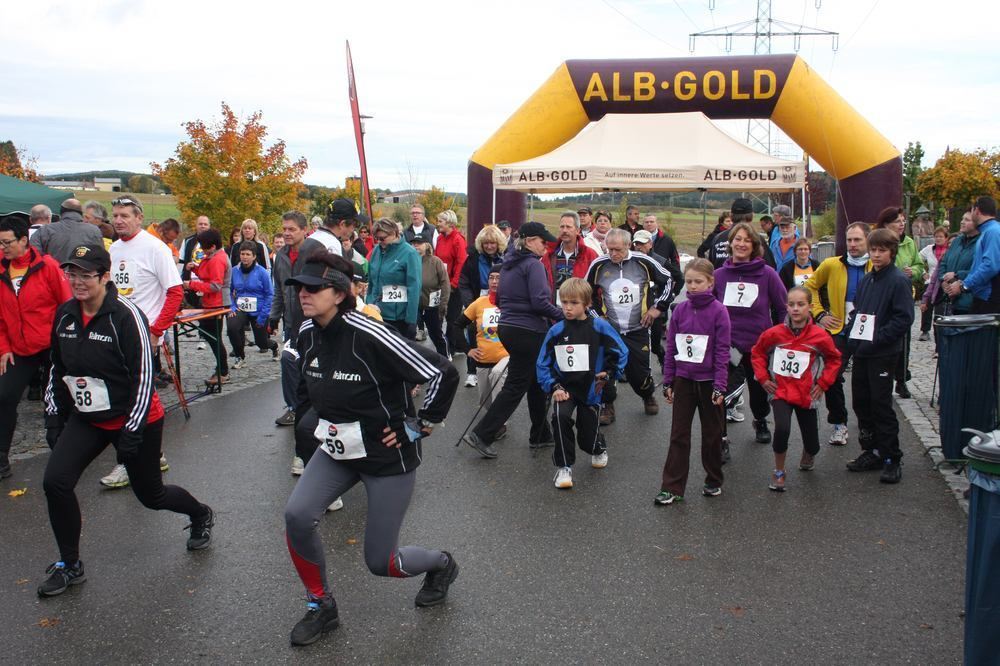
[111,197,143,213]
[294,283,334,294]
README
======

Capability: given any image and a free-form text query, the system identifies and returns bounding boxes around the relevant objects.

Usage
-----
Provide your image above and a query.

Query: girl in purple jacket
[712,223,787,445]
[656,259,731,505]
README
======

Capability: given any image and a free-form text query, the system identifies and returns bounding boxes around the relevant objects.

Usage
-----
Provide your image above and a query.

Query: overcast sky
[1,0,994,193]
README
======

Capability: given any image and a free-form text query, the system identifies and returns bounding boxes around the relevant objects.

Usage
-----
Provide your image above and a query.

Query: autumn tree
[152,103,307,235]
[416,186,458,224]
[916,149,999,218]
[902,141,925,209]
[0,140,41,182]
[307,179,376,220]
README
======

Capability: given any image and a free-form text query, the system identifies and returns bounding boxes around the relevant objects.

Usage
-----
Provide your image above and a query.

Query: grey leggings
[284,451,447,598]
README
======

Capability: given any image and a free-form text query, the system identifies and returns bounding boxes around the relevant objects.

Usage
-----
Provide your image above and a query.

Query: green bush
[812,208,836,240]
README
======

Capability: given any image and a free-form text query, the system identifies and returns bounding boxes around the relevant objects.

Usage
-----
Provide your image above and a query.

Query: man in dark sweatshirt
[844,228,915,484]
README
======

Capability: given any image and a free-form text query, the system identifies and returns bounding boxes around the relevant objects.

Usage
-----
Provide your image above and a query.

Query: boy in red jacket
[751,286,841,491]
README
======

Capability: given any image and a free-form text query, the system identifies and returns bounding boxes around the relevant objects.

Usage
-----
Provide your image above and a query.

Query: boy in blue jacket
[537,278,628,489]
[228,241,278,368]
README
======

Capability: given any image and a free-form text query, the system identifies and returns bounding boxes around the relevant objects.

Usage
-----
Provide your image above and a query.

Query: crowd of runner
[2,192,998,647]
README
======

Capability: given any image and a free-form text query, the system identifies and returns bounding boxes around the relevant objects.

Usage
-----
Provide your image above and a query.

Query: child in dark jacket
[537,278,627,490]
[843,228,915,484]
[751,287,841,491]
[657,259,731,505]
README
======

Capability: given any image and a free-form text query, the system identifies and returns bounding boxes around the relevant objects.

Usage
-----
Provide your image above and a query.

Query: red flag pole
[346,40,372,219]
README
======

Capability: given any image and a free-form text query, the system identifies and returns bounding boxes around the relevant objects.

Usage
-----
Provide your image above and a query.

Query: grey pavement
[0,346,968,663]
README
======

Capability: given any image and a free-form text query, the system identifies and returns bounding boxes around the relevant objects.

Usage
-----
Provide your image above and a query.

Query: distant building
[43,180,93,191]
[382,190,422,205]
[94,177,122,192]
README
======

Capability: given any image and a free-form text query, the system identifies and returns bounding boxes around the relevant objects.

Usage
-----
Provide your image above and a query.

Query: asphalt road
[0,372,967,664]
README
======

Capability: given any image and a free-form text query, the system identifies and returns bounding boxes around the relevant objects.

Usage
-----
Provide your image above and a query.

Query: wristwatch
[419,418,441,429]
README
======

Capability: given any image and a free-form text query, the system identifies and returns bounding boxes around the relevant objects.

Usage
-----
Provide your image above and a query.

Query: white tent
[493,112,805,193]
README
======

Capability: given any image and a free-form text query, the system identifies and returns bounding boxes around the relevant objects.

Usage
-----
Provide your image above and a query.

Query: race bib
[428,290,441,308]
[793,273,813,287]
[236,296,257,312]
[771,348,811,379]
[849,313,876,341]
[314,419,366,461]
[723,281,759,308]
[675,334,709,364]
[482,307,500,329]
[555,344,590,372]
[63,376,111,413]
[113,259,135,298]
[382,284,407,303]
[479,288,489,297]
[609,279,640,307]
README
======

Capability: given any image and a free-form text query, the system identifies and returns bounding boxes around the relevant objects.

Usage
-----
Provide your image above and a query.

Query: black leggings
[284,452,447,599]
[473,325,549,444]
[771,399,819,455]
[0,351,45,461]
[421,307,449,357]
[43,417,204,564]
[551,395,603,468]
[226,310,277,359]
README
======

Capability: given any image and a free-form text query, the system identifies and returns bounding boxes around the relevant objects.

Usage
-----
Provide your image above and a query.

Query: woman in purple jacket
[713,222,788,445]
[657,259,731,504]
[462,223,564,458]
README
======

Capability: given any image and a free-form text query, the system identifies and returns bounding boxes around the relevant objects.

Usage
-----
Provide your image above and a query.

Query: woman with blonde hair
[456,224,508,386]
[229,218,272,270]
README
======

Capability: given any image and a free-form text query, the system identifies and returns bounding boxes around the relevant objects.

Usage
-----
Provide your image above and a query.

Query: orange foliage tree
[152,103,307,235]
[916,149,999,215]
[0,141,41,182]
[416,186,458,225]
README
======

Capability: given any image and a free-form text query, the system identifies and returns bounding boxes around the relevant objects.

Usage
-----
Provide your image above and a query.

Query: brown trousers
[660,376,725,496]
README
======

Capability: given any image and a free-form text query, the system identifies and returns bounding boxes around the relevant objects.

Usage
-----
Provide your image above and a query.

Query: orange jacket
[750,320,842,409]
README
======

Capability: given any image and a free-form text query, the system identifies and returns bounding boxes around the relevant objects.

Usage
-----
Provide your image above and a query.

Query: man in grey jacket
[30,198,103,263]
[269,211,325,431]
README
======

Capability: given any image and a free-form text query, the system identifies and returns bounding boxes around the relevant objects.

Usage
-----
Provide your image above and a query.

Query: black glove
[116,429,143,465]
[267,318,281,335]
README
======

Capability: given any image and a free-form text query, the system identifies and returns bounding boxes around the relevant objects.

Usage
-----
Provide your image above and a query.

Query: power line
[599,0,685,52]
[840,0,882,49]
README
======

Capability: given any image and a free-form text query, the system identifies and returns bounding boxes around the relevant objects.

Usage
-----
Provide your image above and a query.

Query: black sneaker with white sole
[275,409,296,427]
[290,596,339,646]
[414,551,459,607]
[846,450,883,472]
[37,560,86,597]
[880,458,902,484]
[185,505,215,550]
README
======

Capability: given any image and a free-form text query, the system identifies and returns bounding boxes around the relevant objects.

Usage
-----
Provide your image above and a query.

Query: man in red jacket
[433,210,468,354]
[544,212,599,300]
[0,216,71,479]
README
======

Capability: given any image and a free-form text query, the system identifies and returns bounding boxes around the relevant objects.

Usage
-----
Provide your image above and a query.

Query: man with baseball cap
[577,207,594,236]
[768,205,799,272]
[312,198,369,256]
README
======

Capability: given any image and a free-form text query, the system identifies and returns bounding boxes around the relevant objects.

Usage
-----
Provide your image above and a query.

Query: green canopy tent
[0,174,73,217]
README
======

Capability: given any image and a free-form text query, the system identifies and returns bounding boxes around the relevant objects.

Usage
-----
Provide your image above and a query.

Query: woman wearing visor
[283,250,459,647]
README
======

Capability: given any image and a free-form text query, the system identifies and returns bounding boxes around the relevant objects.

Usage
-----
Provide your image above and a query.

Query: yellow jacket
[804,255,872,335]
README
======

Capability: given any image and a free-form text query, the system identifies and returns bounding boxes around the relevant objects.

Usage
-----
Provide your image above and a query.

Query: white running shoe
[326,497,344,512]
[554,467,573,489]
[100,464,130,489]
[591,452,608,469]
[415,329,427,341]
[828,424,849,446]
[464,374,478,388]
[726,407,745,423]
[232,357,245,370]
[291,456,305,476]
[159,455,169,472]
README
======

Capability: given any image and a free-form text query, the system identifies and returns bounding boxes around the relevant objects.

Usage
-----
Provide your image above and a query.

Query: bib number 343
[314,419,366,461]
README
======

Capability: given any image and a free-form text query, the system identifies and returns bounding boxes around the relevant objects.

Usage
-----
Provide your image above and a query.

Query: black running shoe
[185,505,215,551]
[290,596,339,646]
[880,458,902,484]
[846,450,883,472]
[275,409,296,427]
[37,560,85,597]
[462,432,497,459]
[753,420,771,444]
[415,551,459,607]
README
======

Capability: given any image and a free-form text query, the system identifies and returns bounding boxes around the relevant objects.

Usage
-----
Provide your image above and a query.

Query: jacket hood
[721,256,767,275]
[503,248,540,267]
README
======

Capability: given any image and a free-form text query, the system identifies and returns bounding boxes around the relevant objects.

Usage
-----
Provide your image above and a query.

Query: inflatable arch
[467,55,901,250]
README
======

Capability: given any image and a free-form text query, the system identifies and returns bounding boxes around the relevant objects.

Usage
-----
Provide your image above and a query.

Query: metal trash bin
[962,432,1000,664]
[935,315,1000,460]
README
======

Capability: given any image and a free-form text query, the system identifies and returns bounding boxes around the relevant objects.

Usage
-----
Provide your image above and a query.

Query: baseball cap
[518,221,557,243]
[62,244,111,273]
[496,220,511,230]
[731,198,753,215]
[632,230,653,244]
[577,206,593,215]
[285,259,352,290]
[327,198,360,223]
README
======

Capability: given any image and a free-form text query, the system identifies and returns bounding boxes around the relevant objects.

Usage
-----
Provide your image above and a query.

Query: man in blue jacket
[944,196,1000,314]
[768,205,799,272]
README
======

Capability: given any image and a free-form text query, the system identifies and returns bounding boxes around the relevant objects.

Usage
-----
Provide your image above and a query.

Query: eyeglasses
[0,238,21,248]
[63,270,101,282]
[294,284,334,294]
[373,234,390,242]
[111,197,143,213]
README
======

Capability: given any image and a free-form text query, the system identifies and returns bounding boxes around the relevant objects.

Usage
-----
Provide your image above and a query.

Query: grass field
[73,190,182,225]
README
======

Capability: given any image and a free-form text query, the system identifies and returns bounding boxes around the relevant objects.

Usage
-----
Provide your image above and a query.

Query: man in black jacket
[844,228,915,484]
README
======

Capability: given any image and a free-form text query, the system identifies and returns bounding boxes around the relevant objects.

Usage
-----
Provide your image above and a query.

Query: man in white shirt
[310,199,367,255]
[98,195,184,490]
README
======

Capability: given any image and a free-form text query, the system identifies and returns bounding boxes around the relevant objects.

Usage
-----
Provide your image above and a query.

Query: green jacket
[367,239,422,324]
[895,234,925,286]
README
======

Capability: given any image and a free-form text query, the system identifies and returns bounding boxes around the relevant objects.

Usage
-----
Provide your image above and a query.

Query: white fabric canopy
[493,112,805,193]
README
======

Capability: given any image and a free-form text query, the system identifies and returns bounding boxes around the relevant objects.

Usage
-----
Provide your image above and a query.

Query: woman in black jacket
[697,211,732,258]
[283,251,460,647]
[38,244,213,598]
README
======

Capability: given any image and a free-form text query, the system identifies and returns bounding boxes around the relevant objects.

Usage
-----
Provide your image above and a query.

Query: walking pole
[161,336,190,420]
[453,362,508,447]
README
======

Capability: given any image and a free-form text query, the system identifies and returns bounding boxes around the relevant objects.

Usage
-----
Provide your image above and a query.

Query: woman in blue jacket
[228,241,278,368]
[366,218,422,339]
